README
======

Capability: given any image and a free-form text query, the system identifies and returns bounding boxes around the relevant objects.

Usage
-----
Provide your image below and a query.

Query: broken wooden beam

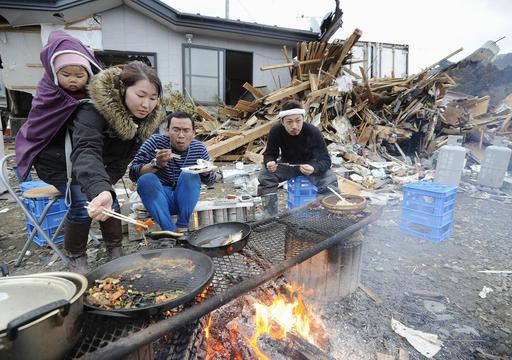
[234,99,259,113]
[195,107,217,123]
[218,106,242,118]
[328,28,363,77]
[260,58,329,71]
[207,119,278,158]
[242,82,265,99]
[264,81,310,105]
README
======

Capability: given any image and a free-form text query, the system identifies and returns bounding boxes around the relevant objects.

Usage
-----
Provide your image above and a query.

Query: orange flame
[247,285,325,359]
[204,315,212,339]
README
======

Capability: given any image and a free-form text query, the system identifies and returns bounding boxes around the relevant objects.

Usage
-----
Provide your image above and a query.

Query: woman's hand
[87,191,113,221]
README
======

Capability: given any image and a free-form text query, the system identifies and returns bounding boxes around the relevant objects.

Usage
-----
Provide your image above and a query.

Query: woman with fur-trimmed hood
[35,61,164,273]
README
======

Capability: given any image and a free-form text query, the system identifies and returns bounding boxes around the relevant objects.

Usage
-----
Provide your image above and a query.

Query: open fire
[204,283,329,360]
[248,284,327,359]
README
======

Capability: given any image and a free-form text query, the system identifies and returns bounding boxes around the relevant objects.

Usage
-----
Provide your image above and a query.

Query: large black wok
[84,248,214,317]
[148,222,251,257]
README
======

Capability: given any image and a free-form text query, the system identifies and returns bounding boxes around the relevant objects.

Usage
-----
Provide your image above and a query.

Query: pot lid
[32,272,88,302]
[0,276,76,332]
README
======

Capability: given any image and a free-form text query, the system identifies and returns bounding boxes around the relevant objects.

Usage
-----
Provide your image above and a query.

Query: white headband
[278,108,306,118]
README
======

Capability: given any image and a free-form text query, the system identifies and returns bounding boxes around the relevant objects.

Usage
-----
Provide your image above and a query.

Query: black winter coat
[34,66,164,201]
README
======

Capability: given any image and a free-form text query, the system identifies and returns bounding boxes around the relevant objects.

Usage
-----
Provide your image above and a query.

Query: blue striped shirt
[129,134,215,187]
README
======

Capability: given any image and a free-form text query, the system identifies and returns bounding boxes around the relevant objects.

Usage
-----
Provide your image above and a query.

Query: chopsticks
[84,203,148,229]
[154,149,181,159]
[277,163,301,167]
[85,202,151,247]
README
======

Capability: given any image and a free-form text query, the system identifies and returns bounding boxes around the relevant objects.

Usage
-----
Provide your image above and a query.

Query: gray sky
[163,0,512,73]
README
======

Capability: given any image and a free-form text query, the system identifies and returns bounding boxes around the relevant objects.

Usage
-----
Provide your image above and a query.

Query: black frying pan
[84,248,214,317]
[147,222,251,257]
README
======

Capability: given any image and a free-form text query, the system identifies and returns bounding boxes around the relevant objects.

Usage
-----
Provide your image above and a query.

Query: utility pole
[225,0,229,19]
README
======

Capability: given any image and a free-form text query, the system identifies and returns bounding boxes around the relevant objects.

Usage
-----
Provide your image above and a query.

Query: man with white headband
[257,99,338,208]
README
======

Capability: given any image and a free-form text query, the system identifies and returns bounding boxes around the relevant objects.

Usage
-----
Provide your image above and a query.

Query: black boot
[100,217,124,261]
[64,219,91,274]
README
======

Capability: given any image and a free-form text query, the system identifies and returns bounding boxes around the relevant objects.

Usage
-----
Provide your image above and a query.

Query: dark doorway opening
[225,50,252,105]
[94,50,157,69]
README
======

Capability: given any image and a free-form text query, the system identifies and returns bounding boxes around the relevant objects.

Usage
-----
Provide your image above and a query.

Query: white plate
[181,165,218,174]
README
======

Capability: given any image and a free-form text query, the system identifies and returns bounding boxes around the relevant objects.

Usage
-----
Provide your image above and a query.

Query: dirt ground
[0,144,511,359]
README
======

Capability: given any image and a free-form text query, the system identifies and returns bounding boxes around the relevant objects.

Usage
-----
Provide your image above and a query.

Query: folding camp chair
[0,154,70,267]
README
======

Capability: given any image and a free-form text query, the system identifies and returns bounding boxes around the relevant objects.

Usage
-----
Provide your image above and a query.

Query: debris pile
[190,29,510,193]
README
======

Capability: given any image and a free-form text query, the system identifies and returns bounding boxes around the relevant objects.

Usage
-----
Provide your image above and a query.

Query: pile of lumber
[193,29,506,171]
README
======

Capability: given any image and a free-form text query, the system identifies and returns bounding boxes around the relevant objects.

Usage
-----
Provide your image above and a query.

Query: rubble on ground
[186,30,511,199]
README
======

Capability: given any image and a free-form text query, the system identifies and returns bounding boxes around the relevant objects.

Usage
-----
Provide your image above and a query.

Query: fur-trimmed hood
[88,67,164,141]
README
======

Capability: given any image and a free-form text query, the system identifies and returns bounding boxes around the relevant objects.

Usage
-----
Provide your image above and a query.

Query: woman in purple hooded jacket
[15,31,164,273]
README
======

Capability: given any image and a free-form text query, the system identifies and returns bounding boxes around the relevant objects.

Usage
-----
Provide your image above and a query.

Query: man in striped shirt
[129,111,215,232]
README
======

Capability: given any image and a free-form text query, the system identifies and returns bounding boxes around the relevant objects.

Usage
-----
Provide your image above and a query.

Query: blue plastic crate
[400,218,453,242]
[20,181,67,246]
[287,176,317,209]
[26,223,64,246]
[401,208,454,228]
[402,182,457,216]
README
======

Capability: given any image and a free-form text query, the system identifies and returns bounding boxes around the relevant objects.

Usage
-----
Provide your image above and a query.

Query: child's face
[57,65,88,92]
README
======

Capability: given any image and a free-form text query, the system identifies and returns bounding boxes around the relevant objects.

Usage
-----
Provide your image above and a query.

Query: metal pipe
[82,207,381,360]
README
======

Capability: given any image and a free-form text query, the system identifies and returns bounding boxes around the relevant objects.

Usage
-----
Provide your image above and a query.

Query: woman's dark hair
[167,111,195,130]
[116,61,162,97]
[280,99,303,111]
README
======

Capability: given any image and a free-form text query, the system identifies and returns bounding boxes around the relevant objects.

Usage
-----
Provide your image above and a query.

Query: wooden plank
[243,151,263,164]
[357,125,373,145]
[308,86,339,99]
[282,45,292,63]
[300,42,307,61]
[242,82,265,99]
[342,66,362,79]
[215,154,243,162]
[376,353,395,360]
[234,99,259,113]
[399,348,410,360]
[217,130,242,137]
[218,106,242,118]
[499,114,512,132]
[264,81,310,105]
[260,58,325,71]
[195,107,216,122]
[328,28,363,77]
[359,66,375,103]
[207,119,278,158]
[240,115,259,130]
[309,72,318,91]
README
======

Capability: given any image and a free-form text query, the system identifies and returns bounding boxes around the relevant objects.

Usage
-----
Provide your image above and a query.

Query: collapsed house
[192,31,510,192]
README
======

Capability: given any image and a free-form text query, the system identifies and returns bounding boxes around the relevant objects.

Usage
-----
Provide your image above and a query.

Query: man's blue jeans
[137,172,201,231]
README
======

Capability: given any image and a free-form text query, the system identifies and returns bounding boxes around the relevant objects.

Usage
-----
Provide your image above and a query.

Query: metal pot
[0,272,87,360]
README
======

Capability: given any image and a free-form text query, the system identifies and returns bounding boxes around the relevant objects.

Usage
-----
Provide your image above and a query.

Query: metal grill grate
[69,207,372,358]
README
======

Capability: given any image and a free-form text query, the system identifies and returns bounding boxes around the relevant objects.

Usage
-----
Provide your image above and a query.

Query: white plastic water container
[478,137,512,188]
[435,136,467,186]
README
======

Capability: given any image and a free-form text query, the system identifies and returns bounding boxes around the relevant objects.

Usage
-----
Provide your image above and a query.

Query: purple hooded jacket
[14,31,102,179]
